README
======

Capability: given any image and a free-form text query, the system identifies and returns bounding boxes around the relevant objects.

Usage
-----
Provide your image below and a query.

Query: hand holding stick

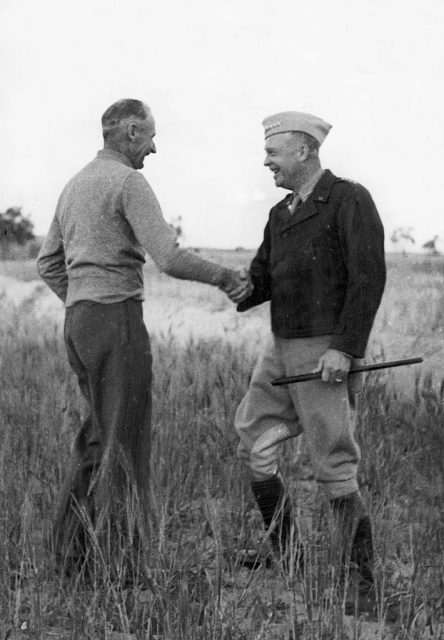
[271,357,423,386]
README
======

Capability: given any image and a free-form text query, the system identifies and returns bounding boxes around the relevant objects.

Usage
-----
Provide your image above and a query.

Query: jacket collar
[299,167,325,202]
[309,169,338,203]
[277,169,338,231]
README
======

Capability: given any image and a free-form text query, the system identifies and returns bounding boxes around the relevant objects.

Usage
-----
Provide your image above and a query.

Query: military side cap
[263,111,332,144]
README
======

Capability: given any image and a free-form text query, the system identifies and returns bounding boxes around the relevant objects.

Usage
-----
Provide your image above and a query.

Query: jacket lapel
[276,170,337,233]
[278,201,318,233]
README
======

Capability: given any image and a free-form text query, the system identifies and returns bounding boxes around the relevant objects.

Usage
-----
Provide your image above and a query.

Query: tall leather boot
[330,492,375,615]
[249,475,302,571]
[252,475,291,554]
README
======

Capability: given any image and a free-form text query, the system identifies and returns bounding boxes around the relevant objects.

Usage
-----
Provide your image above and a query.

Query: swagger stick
[271,357,423,386]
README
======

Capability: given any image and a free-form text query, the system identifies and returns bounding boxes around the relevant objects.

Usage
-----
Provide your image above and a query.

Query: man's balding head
[101,99,151,140]
[101,99,156,169]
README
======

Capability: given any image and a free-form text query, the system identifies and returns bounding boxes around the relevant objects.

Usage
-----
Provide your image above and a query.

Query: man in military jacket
[235,111,386,614]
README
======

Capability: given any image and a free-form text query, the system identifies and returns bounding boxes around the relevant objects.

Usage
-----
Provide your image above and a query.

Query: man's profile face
[129,112,157,169]
[264,132,303,191]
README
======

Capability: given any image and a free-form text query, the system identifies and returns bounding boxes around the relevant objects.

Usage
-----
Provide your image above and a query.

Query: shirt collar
[298,168,325,202]
[96,148,134,168]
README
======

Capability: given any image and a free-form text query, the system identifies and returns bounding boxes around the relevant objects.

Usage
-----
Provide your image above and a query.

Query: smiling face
[264,132,306,191]
[127,110,157,169]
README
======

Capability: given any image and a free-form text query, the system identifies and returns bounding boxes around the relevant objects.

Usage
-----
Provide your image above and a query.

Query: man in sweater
[38,98,250,574]
[235,111,386,614]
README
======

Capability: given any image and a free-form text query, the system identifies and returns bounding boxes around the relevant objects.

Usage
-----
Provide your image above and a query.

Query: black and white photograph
[1,1,443,638]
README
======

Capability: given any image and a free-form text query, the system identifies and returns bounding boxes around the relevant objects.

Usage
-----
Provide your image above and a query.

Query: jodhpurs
[235,334,361,498]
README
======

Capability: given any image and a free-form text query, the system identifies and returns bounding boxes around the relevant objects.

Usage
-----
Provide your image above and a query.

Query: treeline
[0,207,41,260]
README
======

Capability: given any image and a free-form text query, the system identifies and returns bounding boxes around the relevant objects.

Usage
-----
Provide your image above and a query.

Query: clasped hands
[220,267,253,303]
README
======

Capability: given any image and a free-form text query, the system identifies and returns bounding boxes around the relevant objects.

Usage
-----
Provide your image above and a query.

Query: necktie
[287,192,301,215]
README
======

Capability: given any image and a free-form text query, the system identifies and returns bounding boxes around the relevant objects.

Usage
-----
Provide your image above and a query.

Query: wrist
[217,267,231,289]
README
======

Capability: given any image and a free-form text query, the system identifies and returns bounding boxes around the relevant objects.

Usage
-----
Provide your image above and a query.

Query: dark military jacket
[238,169,386,358]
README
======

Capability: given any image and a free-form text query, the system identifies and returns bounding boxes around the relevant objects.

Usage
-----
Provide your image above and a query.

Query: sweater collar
[96,148,134,168]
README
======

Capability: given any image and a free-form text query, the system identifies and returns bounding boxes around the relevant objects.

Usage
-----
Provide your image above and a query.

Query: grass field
[0,252,443,639]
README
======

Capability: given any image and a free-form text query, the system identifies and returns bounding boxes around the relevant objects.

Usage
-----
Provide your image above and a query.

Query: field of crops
[0,252,443,639]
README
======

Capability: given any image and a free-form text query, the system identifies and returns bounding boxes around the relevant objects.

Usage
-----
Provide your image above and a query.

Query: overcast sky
[1,0,443,249]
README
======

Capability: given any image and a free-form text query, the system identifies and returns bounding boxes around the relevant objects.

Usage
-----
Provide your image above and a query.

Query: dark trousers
[54,298,152,567]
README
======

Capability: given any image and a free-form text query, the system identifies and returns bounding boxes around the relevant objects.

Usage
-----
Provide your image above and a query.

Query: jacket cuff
[329,334,365,359]
[237,295,260,312]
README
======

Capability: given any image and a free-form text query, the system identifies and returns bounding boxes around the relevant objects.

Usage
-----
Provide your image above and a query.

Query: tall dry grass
[0,294,443,639]
[1,253,444,638]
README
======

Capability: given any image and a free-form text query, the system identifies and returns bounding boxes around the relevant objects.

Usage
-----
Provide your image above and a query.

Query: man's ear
[127,121,137,141]
[298,143,310,162]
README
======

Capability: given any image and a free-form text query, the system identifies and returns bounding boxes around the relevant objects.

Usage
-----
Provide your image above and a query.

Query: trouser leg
[236,334,366,576]
[236,335,360,496]
[52,361,99,563]
[276,337,372,596]
[278,336,361,498]
[235,336,302,561]
[55,299,152,569]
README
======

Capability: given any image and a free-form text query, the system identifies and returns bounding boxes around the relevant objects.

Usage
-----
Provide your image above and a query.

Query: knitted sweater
[37,149,226,306]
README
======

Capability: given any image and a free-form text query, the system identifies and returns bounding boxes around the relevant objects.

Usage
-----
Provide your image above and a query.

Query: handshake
[219,267,253,303]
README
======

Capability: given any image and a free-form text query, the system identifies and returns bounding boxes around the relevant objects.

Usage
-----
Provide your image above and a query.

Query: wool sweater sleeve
[37,213,68,302]
[122,172,230,287]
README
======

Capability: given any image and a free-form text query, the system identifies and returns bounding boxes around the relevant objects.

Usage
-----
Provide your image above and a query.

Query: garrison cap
[263,111,332,144]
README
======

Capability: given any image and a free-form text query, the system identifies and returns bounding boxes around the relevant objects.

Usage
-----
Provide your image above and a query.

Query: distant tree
[0,207,35,245]
[422,235,440,256]
[0,207,35,260]
[391,227,415,256]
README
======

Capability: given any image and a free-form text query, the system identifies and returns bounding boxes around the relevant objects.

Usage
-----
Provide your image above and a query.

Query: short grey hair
[291,131,320,153]
[101,99,149,139]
